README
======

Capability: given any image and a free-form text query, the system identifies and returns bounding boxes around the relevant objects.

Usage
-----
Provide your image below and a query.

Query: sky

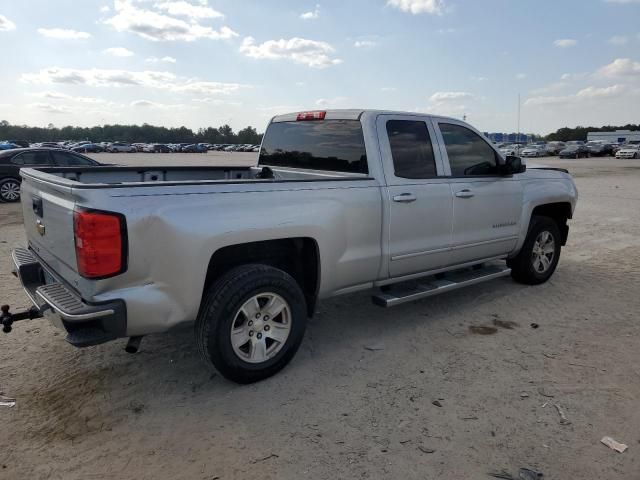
[0,0,639,135]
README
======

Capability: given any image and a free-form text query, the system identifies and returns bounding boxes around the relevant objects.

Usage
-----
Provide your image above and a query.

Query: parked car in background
[499,144,522,157]
[615,144,640,159]
[107,142,136,153]
[35,142,62,148]
[545,141,566,155]
[71,143,104,153]
[565,140,585,146]
[7,140,30,148]
[0,148,101,202]
[144,143,172,153]
[559,144,590,158]
[181,143,207,153]
[0,142,20,151]
[520,145,547,158]
[586,141,614,156]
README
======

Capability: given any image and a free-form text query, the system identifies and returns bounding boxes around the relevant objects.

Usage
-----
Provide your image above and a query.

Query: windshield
[259,120,368,174]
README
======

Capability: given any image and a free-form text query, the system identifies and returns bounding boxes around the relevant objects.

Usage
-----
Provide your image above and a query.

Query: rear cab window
[259,119,368,174]
[386,120,437,179]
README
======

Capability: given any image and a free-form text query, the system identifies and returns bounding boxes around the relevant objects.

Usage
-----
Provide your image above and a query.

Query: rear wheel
[195,264,307,384]
[508,216,561,285]
[0,178,20,202]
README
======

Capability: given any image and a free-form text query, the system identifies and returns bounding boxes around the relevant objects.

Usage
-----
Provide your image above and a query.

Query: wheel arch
[201,237,321,317]
[530,202,573,245]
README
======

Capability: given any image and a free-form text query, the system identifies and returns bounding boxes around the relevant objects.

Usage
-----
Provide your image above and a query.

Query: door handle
[455,189,475,198]
[393,193,417,203]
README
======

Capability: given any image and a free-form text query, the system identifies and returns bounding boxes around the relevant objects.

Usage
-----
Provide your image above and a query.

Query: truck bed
[23,165,368,188]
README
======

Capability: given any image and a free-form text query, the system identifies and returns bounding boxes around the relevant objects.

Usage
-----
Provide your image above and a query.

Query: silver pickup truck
[4,110,578,383]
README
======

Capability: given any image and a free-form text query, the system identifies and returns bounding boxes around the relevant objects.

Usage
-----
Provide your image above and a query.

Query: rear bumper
[11,247,127,347]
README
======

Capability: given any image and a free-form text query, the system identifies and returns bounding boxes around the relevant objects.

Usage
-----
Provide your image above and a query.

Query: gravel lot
[1,154,639,479]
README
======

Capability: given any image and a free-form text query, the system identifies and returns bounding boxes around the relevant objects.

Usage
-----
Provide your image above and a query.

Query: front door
[376,115,453,278]
[434,120,523,265]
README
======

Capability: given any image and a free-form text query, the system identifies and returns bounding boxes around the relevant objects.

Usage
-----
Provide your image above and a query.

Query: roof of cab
[270,109,458,123]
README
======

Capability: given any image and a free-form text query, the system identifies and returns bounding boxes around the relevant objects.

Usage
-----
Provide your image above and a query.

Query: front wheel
[195,264,307,383]
[508,216,562,285]
[0,178,21,202]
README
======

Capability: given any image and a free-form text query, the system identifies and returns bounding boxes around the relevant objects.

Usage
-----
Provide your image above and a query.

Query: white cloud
[604,0,640,3]
[387,0,444,15]
[154,1,224,19]
[429,91,472,102]
[31,91,108,104]
[525,84,627,106]
[240,37,342,68]
[597,58,640,77]
[104,47,135,57]
[146,56,177,63]
[315,96,349,107]
[554,38,577,48]
[100,5,111,13]
[105,0,237,42]
[131,99,185,108]
[576,84,626,98]
[515,73,527,79]
[300,4,320,20]
[608,35,629,45]
[37,28,91,39]
[354,40,377,48]
[471,75,488,81]
[0,14,16,31]
[21,67,245,96]
[381,87,397,92]
[28,103,70,114]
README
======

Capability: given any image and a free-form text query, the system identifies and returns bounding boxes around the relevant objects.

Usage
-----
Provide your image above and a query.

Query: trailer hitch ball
[1,305,14,333]
[1,305,43,333]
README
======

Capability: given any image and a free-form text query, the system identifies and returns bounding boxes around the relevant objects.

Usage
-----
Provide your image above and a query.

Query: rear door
[434,120,523,265]
[376,114,453,277]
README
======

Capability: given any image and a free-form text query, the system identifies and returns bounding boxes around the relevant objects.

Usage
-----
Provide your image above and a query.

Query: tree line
[545,124,640,142]
[0,120,263,145]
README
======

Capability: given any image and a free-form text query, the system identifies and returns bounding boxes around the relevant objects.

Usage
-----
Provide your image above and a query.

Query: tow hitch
[1,304,43,333]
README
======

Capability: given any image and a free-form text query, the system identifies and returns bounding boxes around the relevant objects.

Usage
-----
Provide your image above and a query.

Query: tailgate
[20,170,81,287]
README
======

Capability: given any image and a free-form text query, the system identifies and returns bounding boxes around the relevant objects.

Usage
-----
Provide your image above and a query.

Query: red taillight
[74,209,126,278]
[296,111,326,121]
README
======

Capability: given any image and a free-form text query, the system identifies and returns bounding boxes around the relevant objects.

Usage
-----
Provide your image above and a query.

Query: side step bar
[372,263,511,308]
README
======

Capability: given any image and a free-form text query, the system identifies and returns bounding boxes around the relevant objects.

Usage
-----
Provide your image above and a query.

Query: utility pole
[517,93,521,143]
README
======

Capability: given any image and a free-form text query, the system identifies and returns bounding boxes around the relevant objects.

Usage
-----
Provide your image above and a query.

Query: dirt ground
[1,154,639,480]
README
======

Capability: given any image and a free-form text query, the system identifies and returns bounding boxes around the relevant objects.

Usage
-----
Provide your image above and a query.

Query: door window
[11,151,51,165]
[52,151,96,166]
[386,120,437,179]
[440,123,499,176]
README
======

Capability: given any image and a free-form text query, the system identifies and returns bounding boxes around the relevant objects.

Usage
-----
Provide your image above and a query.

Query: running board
[372,263,511,308]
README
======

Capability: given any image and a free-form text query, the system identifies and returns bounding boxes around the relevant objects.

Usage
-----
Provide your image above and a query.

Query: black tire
[0,178,21,203]
[195,264,307,384]
[508,216,562,285]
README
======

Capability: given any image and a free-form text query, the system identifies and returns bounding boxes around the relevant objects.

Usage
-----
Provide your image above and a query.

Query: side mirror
[503,155,526,175]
